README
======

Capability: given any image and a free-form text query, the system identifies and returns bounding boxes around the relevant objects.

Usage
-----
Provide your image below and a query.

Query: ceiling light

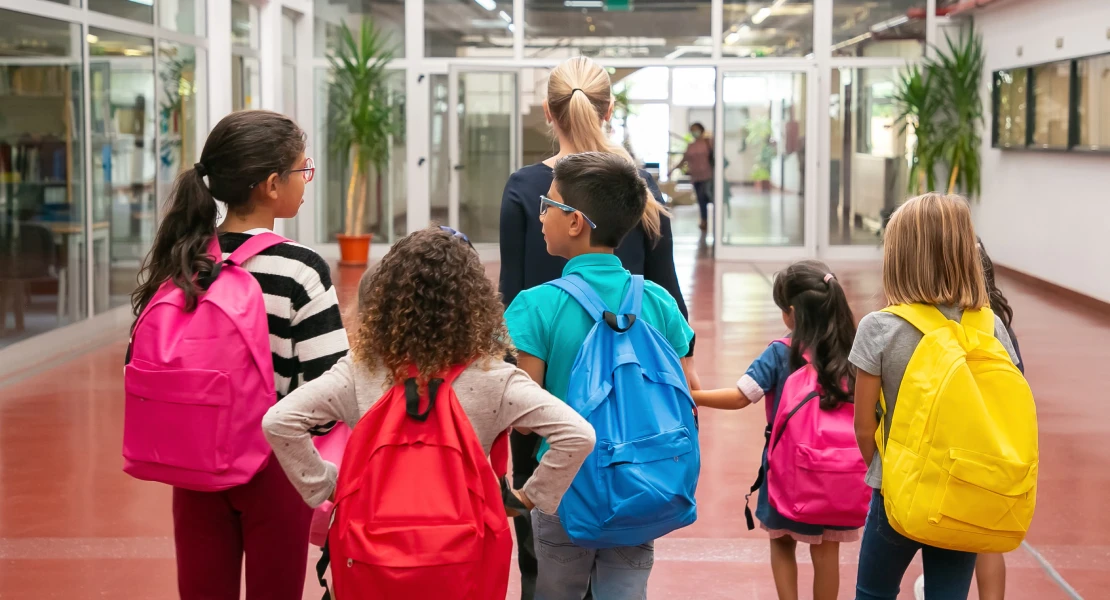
[565,0,603,7]
[499,10,512,23]
[752,7,772,25]
[474,0,497,11]
[725,31,741,45]
[129,0,154,5]
[740,25,751,34]
[86,34,99,44]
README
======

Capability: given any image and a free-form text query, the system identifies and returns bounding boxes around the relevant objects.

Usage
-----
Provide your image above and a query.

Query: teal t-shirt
[504,253,694,459]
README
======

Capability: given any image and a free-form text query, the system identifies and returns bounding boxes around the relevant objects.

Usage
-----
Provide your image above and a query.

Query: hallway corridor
[0,249,1104,599]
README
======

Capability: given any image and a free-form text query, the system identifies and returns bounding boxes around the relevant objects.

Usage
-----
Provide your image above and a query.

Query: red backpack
[328,364,512,600]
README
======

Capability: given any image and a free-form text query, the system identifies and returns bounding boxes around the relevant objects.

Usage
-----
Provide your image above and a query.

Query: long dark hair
[772,260,857,409]
[978,237,1014,327]
[131,110,306,317]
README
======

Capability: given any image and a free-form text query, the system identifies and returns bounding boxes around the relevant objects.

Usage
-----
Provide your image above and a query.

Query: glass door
[714,66,818,261]
[447,67,520,244]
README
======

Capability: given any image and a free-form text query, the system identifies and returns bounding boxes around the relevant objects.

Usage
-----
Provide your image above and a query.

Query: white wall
[974,0,1110,303]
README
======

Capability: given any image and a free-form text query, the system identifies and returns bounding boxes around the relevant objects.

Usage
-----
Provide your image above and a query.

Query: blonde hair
[547,57,664,240]
[882,192,988,309]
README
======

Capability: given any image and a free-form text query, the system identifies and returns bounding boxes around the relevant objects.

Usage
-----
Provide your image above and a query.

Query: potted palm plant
[327,19,397,266]
[747,118,774,191]
[895,25,984,197]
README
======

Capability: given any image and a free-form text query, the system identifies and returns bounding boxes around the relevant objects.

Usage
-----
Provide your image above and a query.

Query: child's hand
[692,387,752,410]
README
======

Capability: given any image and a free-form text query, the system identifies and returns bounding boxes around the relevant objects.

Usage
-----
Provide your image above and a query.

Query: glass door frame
[446,64,521,258]
[713,61,821,262]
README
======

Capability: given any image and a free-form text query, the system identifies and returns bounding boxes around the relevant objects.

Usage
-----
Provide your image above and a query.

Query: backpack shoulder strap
[547,275,609,322]
[226,231,289,266]
[881,304,951,335]
[617,275,644,317]
[960,307,996,337]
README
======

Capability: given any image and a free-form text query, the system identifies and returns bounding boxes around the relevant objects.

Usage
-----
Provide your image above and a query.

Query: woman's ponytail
[548,57,664,240]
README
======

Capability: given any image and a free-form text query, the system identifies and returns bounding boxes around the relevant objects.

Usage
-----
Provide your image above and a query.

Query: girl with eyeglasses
[132,110,347,600]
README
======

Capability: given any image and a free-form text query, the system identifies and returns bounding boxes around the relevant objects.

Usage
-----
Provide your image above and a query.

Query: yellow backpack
[876,304,1038,553]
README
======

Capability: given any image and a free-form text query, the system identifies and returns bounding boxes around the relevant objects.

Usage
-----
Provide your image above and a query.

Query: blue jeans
[532,509,653,600]
[855,490,978,600]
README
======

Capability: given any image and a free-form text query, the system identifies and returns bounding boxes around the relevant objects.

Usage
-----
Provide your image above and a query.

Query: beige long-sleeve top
[261,355,595,514]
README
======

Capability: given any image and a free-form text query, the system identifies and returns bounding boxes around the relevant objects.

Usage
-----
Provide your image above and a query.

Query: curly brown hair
[353,227,513,387]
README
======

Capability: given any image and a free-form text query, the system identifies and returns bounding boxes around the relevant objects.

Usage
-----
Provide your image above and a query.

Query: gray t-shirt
[849,306,1019,488]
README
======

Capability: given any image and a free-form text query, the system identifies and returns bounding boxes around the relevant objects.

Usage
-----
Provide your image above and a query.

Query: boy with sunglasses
[504,152,694,600]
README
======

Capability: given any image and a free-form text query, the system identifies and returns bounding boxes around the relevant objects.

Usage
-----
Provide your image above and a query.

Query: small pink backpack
[766,338,870,527]
[122,232,287,492]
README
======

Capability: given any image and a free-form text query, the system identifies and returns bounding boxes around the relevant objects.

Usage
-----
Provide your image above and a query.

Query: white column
[259,0,282,111]
[405,0,430,235]
[208,0,233,123]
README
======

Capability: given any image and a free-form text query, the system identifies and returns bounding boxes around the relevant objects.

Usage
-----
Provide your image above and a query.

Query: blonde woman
[497,56,692,599]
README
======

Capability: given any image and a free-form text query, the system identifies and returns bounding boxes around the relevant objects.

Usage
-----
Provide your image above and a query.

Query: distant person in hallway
[851,194,1025,600]
[497,55,697,599]
[262,228,594,597]
[129,111,347,600]
[671,122,714,231]
[691,260,864,600]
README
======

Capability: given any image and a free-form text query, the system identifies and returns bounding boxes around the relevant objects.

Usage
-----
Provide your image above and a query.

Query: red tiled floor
[0,246,1104,598]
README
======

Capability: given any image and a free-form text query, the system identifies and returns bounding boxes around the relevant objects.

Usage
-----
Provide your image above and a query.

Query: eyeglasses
[290,157,315,182]
[439,225,475,250]
[247,158,315,189]
[539,195,596,229]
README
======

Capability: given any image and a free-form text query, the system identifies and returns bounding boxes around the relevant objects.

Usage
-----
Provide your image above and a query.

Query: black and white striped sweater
[218,230,349,399]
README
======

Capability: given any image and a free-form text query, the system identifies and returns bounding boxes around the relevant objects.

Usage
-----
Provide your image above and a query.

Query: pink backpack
[122,232,287,492]
[765,338,870,527]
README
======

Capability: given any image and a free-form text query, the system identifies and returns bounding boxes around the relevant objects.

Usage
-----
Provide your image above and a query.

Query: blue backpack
[547,274,700,548]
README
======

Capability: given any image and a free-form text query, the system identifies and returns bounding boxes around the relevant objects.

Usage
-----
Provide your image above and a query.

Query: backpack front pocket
[930,448,1037,538]
[780,444,870,527]
[122,364,232,473]
[599,427,696,530]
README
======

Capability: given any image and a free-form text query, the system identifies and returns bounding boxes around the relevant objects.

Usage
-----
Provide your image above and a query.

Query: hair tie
[570,88,582,96]
[823,273,835,285]
[194,162,207,177]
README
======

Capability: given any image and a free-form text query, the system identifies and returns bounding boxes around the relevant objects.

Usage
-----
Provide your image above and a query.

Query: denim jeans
[855,490,978,600]
[532,509,653,600]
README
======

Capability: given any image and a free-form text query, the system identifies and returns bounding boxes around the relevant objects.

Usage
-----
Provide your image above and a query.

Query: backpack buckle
[602,311,637,333]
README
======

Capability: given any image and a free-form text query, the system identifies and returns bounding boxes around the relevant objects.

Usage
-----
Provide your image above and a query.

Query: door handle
[454,164,465,171]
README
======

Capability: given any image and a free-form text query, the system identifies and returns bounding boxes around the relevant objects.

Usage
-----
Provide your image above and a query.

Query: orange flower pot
[337,234,372,267]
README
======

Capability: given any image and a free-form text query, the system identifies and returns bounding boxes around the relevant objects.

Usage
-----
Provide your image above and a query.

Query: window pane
[1076,56,1110,150]
[1031,61,1070,149]
[89,29,155,314]
[90,0,154,24]
[283,64,296,117]
[232,0,260,49]
[427,0,513,58]
[315,0,404,59]
[996,69,1027,148]
[158,43,202,206]
[830,67,912,246]
[524,0,711,59]
[232,56,260,111]
[162,0,205,35]
[316,69,406,244]
[283,10,297,59]
[720,71,806,247]
[0,11,85,346]
[832,0,924,59]
[723,0,813,58]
